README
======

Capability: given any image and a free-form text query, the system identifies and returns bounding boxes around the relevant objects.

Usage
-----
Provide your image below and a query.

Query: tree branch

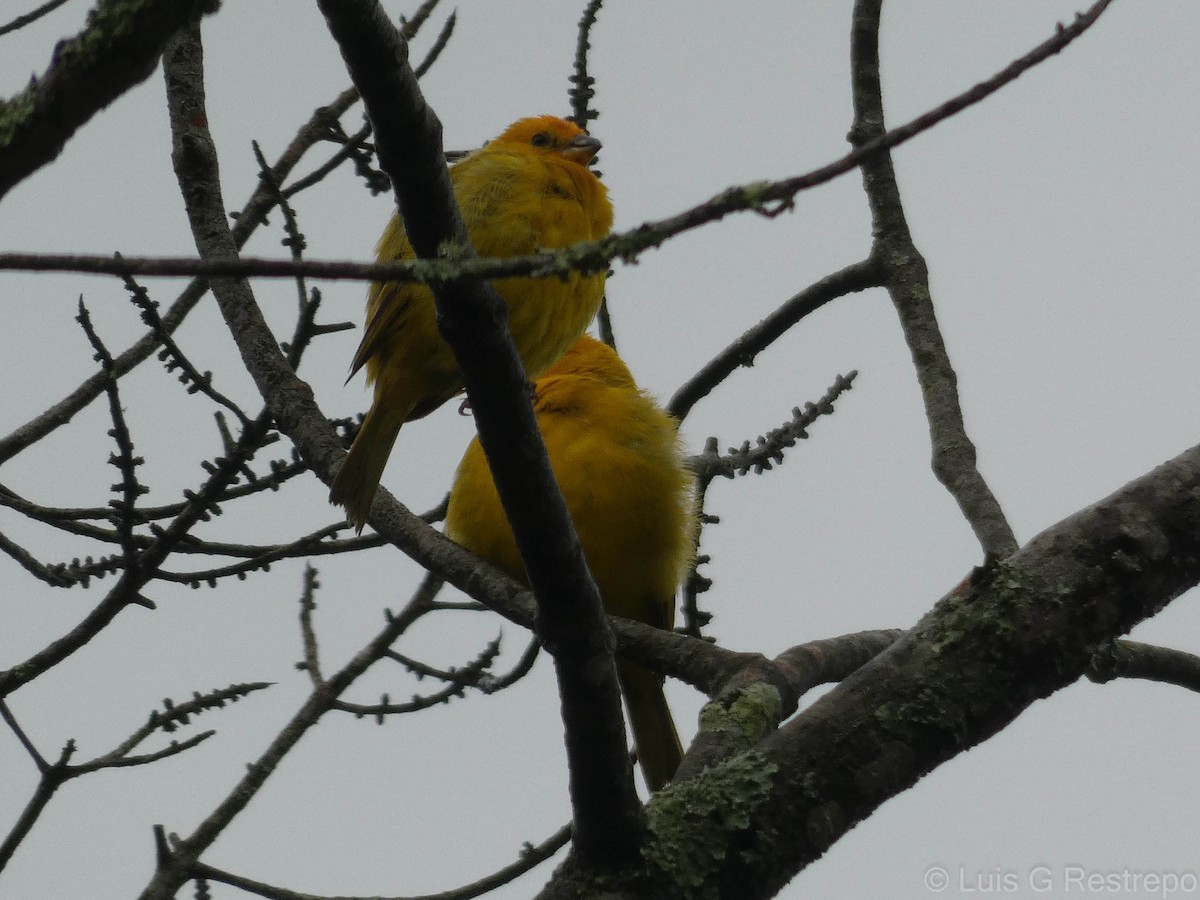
[0,0,73,37]
[669,259,882,420]
[0,0,219,201]
[709,439,1200,898]
[1088,639,1200,693]
[189,822,572,900]
[847,0,1115,560]
[0,0,1116,290]
[316,0,643,870]
[0,83,361,465]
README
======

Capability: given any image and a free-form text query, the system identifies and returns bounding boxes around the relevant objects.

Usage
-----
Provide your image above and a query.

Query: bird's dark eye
[530,131,554,148]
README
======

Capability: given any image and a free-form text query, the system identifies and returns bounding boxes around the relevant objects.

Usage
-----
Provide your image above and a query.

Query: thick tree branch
[316,0,643,870]
[672,629,905,784]
[707,440,1200,898]
[0,0,219,201]
[542,439,1200,899]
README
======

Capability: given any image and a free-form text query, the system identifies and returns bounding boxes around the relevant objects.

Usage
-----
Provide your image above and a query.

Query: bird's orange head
[541,335,637,390]
[492,115,602,166]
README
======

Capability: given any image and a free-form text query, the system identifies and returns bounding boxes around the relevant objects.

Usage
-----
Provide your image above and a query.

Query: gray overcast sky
[2,2,1199,898]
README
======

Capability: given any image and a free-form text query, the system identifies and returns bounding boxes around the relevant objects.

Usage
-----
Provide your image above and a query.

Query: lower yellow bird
[445,335,696,791]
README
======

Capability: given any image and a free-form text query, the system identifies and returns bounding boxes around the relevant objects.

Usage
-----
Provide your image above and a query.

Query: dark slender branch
[595,293,616,349]
[76,300,149,576]
[137,570,437,899]
[105,683,273,758]
[337,635,502,717]
[693,372,858,482]
[0,0,72,37]
[297,565,324,685]
[677,368,859,635]
[189,822,572,900]
[0,478,391,565]
[568,0,604,128]
[0,4,1115,290]
[398,0,440,40]
[567,0,611,343]
[316,0,643,870]
[0,700,51,771]
[0,529,76,587]
[0,83,361,466]
[669,259,881,420]
[478,636,542,693]
[73,731,215,773]
[0,746,70,872]
[0,683,262,872]
[124,273,253,428]
[250,141,309,311]
[413,10,456,79]
[282,122,376,198]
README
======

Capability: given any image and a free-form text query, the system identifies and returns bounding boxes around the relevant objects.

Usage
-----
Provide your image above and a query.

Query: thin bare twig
[0,82,361,465]
[669,259,881,420]
[568,0,604,128]
[0,4,1116,289]
[0,0,72,37]
[0,684,266,871]
[694,372,858,481]
[567,0,613,347]
[188,822,572,900]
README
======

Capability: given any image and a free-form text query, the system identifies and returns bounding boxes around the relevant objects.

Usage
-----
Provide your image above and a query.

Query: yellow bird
[445,335,696,791]
[331,115,613,531]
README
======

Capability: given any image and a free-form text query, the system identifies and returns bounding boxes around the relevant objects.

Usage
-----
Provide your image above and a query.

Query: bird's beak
[561,134,602,164]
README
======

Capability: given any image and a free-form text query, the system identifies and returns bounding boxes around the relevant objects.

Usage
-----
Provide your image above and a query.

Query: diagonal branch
[705,436,1200,899]
[0,0,220,201]
[542,438,1200,898]
[848,0,1069,560]
[669,258,882,420]
[0,84,361,466]
[315,0,643,871]
[0,0,72,37]
[0,2,1116,290]
[189,821,573,900]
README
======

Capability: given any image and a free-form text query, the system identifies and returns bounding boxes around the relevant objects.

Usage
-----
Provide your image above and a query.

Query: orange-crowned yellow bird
[331,116,613,531]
